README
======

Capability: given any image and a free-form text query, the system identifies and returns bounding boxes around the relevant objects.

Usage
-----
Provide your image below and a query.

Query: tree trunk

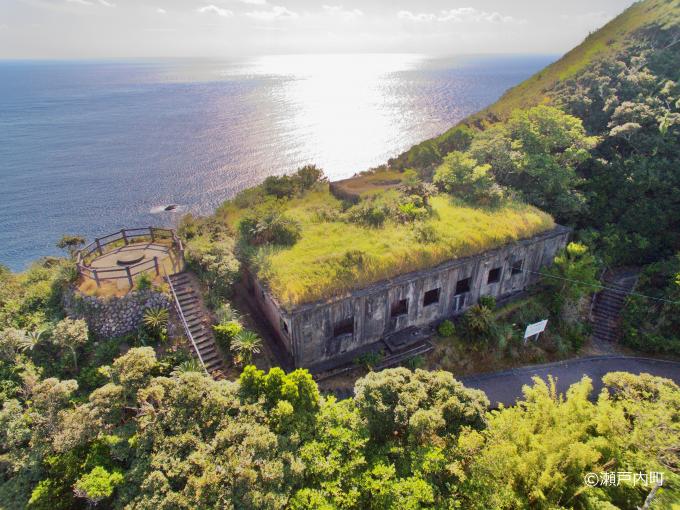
[70,346,78,372]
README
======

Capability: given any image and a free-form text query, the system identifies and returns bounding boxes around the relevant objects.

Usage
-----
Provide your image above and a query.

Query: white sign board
[524,319,548,339]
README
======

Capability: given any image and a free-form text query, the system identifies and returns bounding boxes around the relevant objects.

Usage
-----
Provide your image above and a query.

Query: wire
[518,268,680,305]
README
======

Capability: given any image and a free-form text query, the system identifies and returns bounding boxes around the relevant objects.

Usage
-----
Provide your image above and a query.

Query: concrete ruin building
[246,224,571,371]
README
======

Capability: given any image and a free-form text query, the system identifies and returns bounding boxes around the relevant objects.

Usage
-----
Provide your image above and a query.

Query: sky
[0,0,637,59]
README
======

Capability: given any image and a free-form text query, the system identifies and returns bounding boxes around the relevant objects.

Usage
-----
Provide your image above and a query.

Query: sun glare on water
[240,53,427,179]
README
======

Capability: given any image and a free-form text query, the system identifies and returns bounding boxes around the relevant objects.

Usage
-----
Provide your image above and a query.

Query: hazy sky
[1,0,637,59]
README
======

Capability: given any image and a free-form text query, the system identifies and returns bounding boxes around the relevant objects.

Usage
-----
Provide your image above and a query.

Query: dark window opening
[455,277,471,295]
[333,317,354,338]
[391,298,409,317]
[511,259,524,276]
[423,288,440,306]
[487,267,502,284]
[280,319,289,335]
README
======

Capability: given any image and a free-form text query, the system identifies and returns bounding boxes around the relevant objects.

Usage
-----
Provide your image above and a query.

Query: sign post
[524,319,548,344]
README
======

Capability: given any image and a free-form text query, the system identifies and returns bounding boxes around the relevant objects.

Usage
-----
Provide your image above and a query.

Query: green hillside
[387,0,680,172]
[383,0,680,268]
[472,0,680,124]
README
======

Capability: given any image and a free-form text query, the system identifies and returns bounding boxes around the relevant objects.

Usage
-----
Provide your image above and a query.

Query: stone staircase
[591,269,639,344]
[167,272,224,376]
[314,327,434,383]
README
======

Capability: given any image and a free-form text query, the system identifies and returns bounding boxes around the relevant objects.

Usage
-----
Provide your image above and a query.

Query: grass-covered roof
[216,169,554,307]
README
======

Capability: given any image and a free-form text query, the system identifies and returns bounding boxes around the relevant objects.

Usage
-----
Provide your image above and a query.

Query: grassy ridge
[221,188,554,306]
[380,0,679,180]
[470,0,680,124]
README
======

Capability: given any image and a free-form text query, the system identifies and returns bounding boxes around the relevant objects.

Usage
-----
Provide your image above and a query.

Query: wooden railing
[164,270,208,375]
[76,227,184,288]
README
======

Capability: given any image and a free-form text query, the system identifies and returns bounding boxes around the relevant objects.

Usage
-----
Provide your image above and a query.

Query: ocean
[0,54,555,270]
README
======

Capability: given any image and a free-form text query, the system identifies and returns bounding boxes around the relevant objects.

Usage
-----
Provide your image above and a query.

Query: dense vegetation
[2,325,679,509]
[1,1,679,508]
[388,0,680,352]
[1,245,674,510]
[621,254,680,354]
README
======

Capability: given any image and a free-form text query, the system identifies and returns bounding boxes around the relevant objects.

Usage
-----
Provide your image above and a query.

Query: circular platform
[89,243,171,270]
[115,251,146,266]
[76,228,184,291]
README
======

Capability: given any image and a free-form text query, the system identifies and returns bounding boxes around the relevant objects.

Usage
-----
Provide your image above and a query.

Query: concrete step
[203,353,220,365]
[176,291,195,299]
[595,301,624,313]
[595,298,626,307]
[200,345,216,357]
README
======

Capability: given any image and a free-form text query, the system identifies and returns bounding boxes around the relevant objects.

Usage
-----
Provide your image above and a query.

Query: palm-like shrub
[238,208,301,246]
[463,304,496,343]
[213,320,243,355]
[215,303,241,324]
[172,358,204,376]
[231,330,262,366]
[17,328,47,353]
[142,307,169,342]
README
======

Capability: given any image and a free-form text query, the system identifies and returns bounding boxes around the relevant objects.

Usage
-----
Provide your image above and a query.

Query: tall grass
[226,190,554,307]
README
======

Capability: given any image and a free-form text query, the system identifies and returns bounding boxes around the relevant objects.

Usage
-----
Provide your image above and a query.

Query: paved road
[460,356,680,407]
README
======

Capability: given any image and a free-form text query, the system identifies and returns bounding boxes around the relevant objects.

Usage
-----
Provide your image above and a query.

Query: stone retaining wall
[63,288,170,339]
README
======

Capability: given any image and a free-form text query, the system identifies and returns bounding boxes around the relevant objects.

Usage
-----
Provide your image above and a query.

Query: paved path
[460,356,680,408]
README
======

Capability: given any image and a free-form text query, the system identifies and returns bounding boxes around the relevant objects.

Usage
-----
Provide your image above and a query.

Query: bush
[185,238,240,298]
[135,273,153,292]
[263,174,298,199]
[434,151,504,206]
[620,254,680,355]
[437,320,455,337]
[354,350,384,370]
[413,223,439,244]
[262,165,326,198]
[478,295,496,309]
[239,208,301,246]
[563,322,588,352]
[462,304,496,344]
[215,303,241,323]
[405,354,425,370]
[346,202,390,227]
[91,338,122,366]
[142,307,169,343]
[157,347,192,376]
[177,213,202,240]
[397,201,429,222]
[78,365,108,392]
[213,321,243,354]
[295,164,326,190]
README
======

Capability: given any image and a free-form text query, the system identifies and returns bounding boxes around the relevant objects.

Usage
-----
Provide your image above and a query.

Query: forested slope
[474,0,680,124]
[391,0,680,266]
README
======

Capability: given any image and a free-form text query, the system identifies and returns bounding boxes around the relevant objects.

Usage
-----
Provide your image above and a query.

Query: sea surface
[0,54,555,270]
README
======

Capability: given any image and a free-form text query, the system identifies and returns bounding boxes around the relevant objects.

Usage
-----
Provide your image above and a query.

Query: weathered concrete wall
[244,267,294,354]
[256,225,570,369]
[63,288,170,339]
